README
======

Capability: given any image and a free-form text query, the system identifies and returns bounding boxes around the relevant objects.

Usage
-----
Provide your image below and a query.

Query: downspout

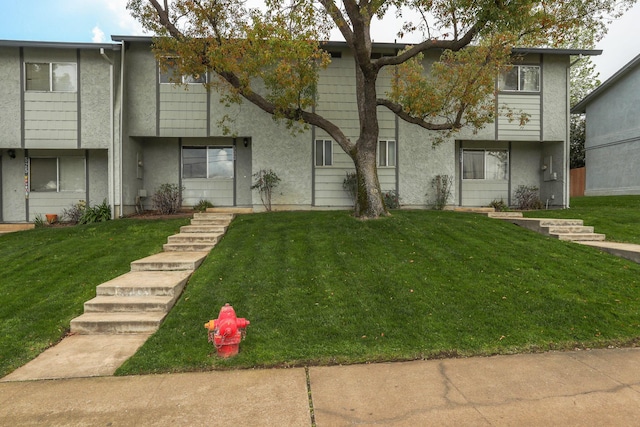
[119,43,126,217]
[100,48,116,219]
[566,55,583,208]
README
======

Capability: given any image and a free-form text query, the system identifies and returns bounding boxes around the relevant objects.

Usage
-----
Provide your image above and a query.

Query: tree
[127,0,635,219]
[570,56,601,169]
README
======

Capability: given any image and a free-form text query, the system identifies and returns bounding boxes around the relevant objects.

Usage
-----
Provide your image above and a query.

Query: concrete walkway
[2,347,640,426]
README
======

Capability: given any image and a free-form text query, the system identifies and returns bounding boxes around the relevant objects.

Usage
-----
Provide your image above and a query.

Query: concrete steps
[70,213,236,334]
[486,211,605,242]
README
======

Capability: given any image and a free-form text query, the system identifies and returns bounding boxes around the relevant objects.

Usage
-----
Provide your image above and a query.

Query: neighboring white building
[0,37,600,222]
[572,53,640,196]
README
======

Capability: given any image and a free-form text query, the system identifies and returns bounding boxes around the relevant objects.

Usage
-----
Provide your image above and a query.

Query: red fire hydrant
[204,304,250,358]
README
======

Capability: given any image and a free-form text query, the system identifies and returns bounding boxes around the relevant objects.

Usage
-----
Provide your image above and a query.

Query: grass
[525,195,640,244]
[117,197,640,375]
[0,217,190,378]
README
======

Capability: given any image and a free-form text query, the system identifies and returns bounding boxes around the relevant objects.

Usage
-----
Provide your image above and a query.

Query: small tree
[430,175,454,210]
[252,169,281,212]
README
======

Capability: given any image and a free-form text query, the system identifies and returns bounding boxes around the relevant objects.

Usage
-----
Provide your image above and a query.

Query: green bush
[193,199,214,212]
[490,198,510,212]
[383,190,400,209]
[251,169,281,212]
[79,199,111,224]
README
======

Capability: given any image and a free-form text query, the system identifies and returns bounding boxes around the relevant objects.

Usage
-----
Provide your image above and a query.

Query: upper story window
[498,65,540,92]
[315,140,333,167]
[159,60,207,84]
[378,140,396,167]
[25,63,77,92]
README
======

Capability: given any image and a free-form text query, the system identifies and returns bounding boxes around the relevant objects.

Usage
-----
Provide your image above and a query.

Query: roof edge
[572,52,640,114]
[0,39,121,50]
[112,36,602,56]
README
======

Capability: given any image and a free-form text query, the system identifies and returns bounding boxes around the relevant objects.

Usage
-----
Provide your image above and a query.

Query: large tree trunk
[350,51,389,219]
[353,139,387,218]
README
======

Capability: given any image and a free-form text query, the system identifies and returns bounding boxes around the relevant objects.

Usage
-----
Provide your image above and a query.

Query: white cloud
[92,26,106,43]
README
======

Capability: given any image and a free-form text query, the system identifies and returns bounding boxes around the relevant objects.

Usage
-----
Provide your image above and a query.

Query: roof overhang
[572,52,640,114]
[0,39,121,51]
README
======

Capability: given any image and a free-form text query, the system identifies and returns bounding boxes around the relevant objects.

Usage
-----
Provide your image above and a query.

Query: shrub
[490,198,510,212]
[342,171,357,205]
[252,169,281,212]
[62,200,87,224]
[383,190,400,209]
[514,185,544,210]
[152,183,183,215]
[193,199,214,212]
[79,199,111,224]
[430,175,453,210]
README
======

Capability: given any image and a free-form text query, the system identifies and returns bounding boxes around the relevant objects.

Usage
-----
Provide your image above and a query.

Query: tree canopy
[128,0,636,218]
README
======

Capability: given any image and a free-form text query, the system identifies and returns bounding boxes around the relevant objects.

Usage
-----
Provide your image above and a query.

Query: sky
[1,1,640,82]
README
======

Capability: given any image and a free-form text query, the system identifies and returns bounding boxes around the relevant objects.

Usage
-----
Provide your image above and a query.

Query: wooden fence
[570,167,585,197]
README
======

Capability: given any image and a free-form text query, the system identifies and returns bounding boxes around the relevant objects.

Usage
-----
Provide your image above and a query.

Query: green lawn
[0,218,190,378]
[117,197,640,375]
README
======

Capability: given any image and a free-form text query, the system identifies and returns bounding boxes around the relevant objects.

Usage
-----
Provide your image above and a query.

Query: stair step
[194,212,235,220]
[167,233,222,243]
[0,223,36,233]
[130,251,209,271]
[163,243,216,252]
[545,226,595,234]
[180,225,227,233]
[83,295,176,313]
[96,271,192,297]
[551,233,606,242]
[190,218,232,226]
[70,312,168,334]
[537,218,584,226]
[487,212,524,218]
[204,207,251,214]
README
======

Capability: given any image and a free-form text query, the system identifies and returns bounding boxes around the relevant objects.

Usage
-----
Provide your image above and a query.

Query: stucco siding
[585,138,640,195]
[125,43,157,136]
[1,151,27,222]
[87,150,109,207]
[542,55,569,141]
[80,50,113,149]
[0,47,22,148]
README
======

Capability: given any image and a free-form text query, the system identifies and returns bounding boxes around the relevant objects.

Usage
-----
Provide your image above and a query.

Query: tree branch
[376,98,461,131]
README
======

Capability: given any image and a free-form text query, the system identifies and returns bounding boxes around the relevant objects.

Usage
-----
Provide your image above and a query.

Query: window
[182,146,234,179]
[498,65,540,92]
[378,140,396,167]
[462,150,508,180]
[25,63,77,92]
[159,60,207,84]
[315,140,333,166]
[30,157,85,192]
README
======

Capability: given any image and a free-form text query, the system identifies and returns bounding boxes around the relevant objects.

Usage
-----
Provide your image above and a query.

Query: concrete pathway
[2,348,640,426]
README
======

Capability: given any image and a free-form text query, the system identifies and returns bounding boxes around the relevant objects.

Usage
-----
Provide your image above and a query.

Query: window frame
[378,140,396,167]
[29,156,86,192]
[182,146,235,179]
[159,58,208,85]
[25,62,78,93]
[462,149,509,181]
[315,139,333,167]
[498,65,540,93]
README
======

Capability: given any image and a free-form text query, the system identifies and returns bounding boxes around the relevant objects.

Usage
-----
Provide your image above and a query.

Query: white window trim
[315,139,333,167]
[25,62,78,93]
[498,65,540,93]
[378,140,396,168]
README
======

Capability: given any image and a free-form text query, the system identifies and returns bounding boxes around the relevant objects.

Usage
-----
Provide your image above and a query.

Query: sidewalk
[2,347,640,426]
